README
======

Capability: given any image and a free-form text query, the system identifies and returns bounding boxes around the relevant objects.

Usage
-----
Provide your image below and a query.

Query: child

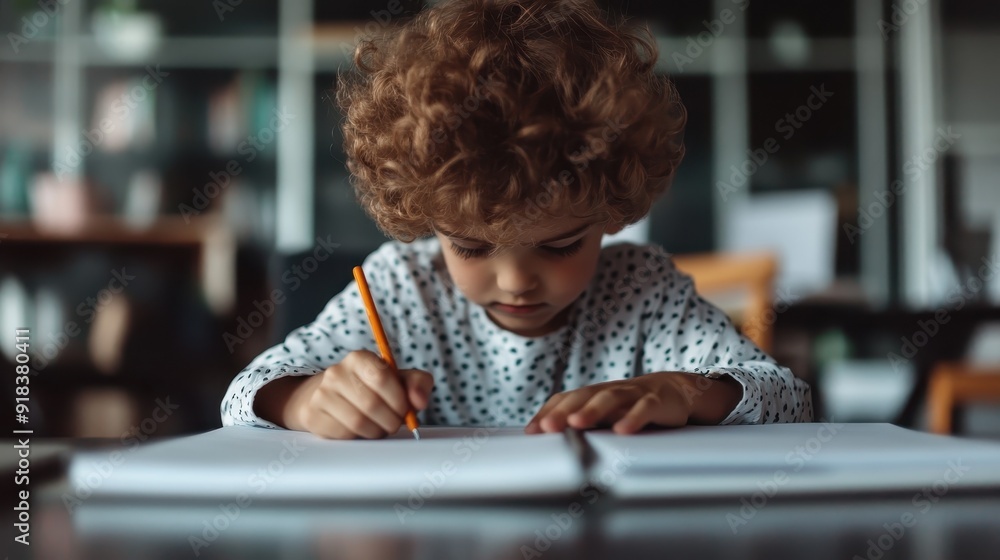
[221,0,812,439]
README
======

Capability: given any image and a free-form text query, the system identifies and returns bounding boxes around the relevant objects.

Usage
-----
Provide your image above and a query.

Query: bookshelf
[1,215,234,312]
[641,0,892,309]
[1,0,895,282]
[0,0,909,435]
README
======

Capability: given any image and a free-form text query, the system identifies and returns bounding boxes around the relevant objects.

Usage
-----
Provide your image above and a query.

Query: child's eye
[449,239,584,260]
[541,239,584,257]
[450,243,490,259]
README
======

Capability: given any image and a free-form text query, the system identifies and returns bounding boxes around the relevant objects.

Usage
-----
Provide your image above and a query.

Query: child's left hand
[524,372,732,435]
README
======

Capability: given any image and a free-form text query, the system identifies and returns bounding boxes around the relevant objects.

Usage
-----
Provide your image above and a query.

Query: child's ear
[603,222,624,235]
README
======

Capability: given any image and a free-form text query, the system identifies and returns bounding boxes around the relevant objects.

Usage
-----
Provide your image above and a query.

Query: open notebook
[68,423,1000,501]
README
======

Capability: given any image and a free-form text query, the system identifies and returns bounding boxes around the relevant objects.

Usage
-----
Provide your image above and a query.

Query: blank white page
[68,426,581,501]
[583,423,1000,499]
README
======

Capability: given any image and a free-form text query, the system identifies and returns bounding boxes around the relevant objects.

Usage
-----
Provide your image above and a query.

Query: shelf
[1,215,236,315]
[3,31,366,70]
[2,17,457,72]
[654,37,858,75]
[5,30,859,74]
[78,36,279,68]
[310,22,389,71]
[2,36,277,68]
[1,215,224,246]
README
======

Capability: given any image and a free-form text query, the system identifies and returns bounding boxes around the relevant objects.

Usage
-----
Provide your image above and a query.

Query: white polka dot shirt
[221,238,813,428]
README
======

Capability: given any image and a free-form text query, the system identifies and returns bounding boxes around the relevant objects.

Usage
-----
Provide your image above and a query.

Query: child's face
[434,217,619,337]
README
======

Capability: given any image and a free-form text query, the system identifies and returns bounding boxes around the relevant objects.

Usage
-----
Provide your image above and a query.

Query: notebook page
[583,423,1000,499]
[68,426,582,501]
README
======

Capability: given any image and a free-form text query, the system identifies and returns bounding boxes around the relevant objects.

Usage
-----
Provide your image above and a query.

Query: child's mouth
[491,302,547,315]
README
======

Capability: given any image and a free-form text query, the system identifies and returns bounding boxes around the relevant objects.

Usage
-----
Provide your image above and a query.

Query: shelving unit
[0,0,441,436]
[644,0,893,309]
[2,215,235,313]
[1,0,924,435]
[1,1,269,436]
[3,0,896,269]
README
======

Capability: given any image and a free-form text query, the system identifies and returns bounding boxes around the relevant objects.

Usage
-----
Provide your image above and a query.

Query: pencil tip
[412,429,421,441]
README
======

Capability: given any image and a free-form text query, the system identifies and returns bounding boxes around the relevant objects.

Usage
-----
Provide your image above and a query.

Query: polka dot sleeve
[641,260,813,425]
[219,247,403,428]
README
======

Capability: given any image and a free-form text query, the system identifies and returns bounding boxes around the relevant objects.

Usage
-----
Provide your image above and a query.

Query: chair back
[672,251,779,353]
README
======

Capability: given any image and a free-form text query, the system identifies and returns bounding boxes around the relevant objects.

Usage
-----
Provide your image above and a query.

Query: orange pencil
[352,266,421,440]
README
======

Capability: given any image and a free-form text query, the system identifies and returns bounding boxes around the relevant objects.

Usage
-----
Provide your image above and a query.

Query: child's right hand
[285,349,433,439]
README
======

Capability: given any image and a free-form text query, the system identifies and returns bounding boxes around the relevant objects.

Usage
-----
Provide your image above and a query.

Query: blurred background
[1,0,999,440]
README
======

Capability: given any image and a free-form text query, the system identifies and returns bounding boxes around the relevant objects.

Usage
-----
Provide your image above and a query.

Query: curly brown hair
[336,0,686,245]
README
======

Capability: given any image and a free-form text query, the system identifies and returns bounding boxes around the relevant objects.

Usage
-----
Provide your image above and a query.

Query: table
[5,439,1000,560]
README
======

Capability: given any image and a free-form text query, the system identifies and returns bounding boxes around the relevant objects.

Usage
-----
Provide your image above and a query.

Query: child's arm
[253,374,308,427]
[220,242,434,438]
[527,256,812,433]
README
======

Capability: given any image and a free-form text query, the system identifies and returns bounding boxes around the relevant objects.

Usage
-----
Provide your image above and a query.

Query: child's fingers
[531,391,595,433]
[339,377,405,435]
[613,394,687,434]
[611,394,660,434]
[345,350,411,418]
[399,369,434,410]
[299,393,356,439]
[322,392,389,439]
[524,393,569,433]
[566,390,631,429]
[525,394,561,433]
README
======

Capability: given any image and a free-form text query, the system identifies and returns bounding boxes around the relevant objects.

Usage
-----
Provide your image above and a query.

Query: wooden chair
[926,362,1000,434]
[672,251,779,353]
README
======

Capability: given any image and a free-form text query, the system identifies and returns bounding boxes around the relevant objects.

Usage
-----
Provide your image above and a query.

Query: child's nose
[496,261,539,296]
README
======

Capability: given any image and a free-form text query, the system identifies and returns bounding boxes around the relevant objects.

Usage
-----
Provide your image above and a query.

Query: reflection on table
[13,479,1000,560]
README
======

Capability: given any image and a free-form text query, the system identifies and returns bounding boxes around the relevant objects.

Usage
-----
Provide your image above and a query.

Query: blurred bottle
[0,144,31,217]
